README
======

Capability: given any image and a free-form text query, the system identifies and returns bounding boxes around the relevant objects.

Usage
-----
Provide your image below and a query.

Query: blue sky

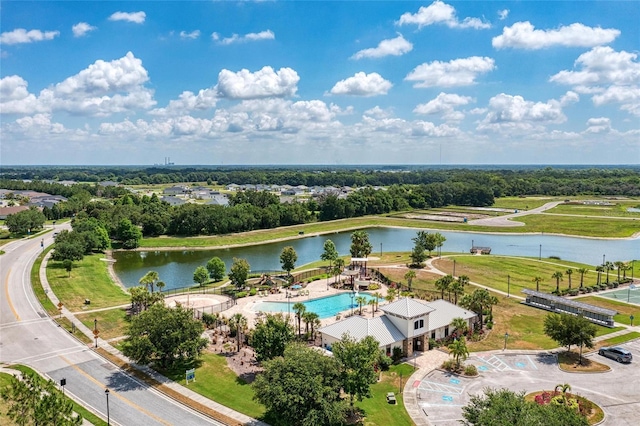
[1,1,638,165]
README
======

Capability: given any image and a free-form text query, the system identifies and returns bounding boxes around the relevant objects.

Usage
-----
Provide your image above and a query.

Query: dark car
[598,346,632,363]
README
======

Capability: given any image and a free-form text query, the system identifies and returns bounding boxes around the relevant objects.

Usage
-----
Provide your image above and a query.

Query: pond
[112,227,640,291]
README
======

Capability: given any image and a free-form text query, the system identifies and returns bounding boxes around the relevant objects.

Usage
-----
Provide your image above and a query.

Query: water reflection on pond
[113,227,639,291]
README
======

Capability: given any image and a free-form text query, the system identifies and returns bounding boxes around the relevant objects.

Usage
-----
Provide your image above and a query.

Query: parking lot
[415,340,640,425]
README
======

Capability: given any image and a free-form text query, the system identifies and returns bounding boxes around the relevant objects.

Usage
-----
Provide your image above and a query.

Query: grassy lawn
[547,201,640,218]
[46,253,130,311]
[161,352,266,419]
[518,214,640,238]
[76,307,131,340]
[31,247,59,316]
[432,255,595,295]
[595,331,640,348]
[558,351,610,372]
[356,363,415,426]
[577,296,640,325]
[491,196,562,210]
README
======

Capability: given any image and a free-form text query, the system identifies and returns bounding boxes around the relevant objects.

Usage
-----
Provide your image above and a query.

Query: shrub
[368,283,380,290]
[549,255,561,260]
[377,354,393,371]
[486,321,493,330]
[249,288,257,296]
[569,289,579,296]
[391,346,403,363]
[464,364,478,376]
[236,291,247,298]
[428,338,437,350]
[441,359,457,371]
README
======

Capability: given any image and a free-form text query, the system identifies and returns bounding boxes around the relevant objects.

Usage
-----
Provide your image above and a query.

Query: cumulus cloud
[0,28,59,45]
[329,72,393,97]
[585,117,611,134]
[492,22,620,49]
[150,89,217,116]
[351,34,413,60]
[109,11,146,24]
[478,93,567,133]
[216,66,299,99]
[364,106,394,119]
[498,9,509,20]
[397,1,490,29]
[72,22,97,38]
[0,75,43,114]
[411,121,461,137]
[405,56,495,88]
[550,46,640,115]
[212,30,275,45]
[414,92,474,121]
[180,30,200,40]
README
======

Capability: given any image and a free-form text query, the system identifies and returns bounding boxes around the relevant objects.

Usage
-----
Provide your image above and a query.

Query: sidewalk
[39,251,268,426]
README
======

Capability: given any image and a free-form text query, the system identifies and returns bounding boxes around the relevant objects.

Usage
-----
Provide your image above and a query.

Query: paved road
[467,201,563,227]
[0,226,223,425]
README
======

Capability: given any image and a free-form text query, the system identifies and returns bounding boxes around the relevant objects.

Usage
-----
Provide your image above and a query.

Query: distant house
[0,205,31,219]
[163,185,189,196]
[319,298,477,356]
[99,181,119,187]
[29,194,67,209]
[161,196,186,206]
[206,194,229,206]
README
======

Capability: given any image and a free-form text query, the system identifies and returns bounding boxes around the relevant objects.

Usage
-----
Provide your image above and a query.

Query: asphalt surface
[416,341,640,425]
[0,226,223,426]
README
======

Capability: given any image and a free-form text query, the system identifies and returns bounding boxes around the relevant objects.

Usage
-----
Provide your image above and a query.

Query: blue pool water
[252,292,377,319]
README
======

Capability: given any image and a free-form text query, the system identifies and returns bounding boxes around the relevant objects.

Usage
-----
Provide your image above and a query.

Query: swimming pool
[252,292,377,319]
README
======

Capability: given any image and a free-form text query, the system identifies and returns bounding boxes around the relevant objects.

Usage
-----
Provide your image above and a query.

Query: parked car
[598,346,632,363]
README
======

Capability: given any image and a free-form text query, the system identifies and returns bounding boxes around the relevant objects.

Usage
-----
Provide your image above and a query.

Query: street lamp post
[539,244,542,260]
[105,388,110,425]
[453,259,456,277]
[380,242,382,258]
[507,275,510,298]
[350,291,355,315]
[503,332,509,351]
[94,318,98,348]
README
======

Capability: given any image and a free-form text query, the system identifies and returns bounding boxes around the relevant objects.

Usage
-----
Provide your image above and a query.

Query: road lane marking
[4,269,21,321]
[60,356,172,426]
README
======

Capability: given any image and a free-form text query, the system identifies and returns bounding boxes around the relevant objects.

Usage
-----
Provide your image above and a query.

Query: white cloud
[492,21,620,50]
[150,89,218,116]
[212,30,275,45]
[498,9,509,20]
[0,75,43,114]
[414,92,474,121]
[397,1,490,29]
[15,114,65,134]
[560,91,580,106]
[329,72,393,97]
[108,11,146,24]
[550,46,640,115]
[364,106,394,119]
[478,93,567,133]
[411,121,461,137]
[72,22,97,38]
[405,56,495,88]
[351,34,413,60]
[0,28,59,45]
[180,30,201,40]
[585,117,611,133]
[215,66,299,99]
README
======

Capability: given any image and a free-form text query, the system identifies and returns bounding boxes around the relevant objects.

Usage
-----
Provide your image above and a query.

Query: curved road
[0,226,223,426]
[467,201,562,227]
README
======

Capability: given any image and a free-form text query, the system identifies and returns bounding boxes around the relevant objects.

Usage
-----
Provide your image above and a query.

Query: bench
[386,392,396,404]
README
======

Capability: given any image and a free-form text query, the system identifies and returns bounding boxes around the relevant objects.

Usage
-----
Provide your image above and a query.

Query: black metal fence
[162,285,226,297]
[192,298,236,319]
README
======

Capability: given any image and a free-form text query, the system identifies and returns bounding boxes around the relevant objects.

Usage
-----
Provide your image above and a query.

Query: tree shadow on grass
[158,359,204,383]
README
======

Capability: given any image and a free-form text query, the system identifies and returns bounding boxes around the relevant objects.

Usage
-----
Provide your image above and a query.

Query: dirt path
[466,201,563,227]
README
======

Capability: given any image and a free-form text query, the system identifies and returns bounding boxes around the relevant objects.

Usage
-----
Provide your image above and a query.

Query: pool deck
[221,276,390,328]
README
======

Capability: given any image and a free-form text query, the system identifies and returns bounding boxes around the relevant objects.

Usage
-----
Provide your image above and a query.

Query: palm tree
[488,295,499,317]
[139,270,160,293]
[404,270,417,291]
[451,317,469,337]
[614,261,624,282]
[532,276,543,292]
[292,302,306,337]
[577,268,588,289]
[229,313,247,352]
[460,289,492,328]
[448,337,469,369]
[385,288,397,303]
[373,292,383,312]
[355,295,367,315]
[367,299,376,317]
[457,275,470,287]
[552,271,563,293]
[604,261,614,284]
[435,275,453,300]
[621,262,631,280]
[595,265,604,286]
[449,280,464,305]
[565,268,573,290]
[302,311,319,338]
[333,258,345,285]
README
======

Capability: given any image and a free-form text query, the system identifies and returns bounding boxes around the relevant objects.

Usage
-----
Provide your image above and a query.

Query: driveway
[410,340,640,425]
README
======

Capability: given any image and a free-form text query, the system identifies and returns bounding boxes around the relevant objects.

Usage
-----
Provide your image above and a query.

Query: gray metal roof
[522,289,617,316]
[381,298,435,318]
[319,315,405,346]
[424,299,478,330]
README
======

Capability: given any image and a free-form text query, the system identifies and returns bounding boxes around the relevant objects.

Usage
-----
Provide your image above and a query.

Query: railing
[192,298,236,318]
[161,284,227,297]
